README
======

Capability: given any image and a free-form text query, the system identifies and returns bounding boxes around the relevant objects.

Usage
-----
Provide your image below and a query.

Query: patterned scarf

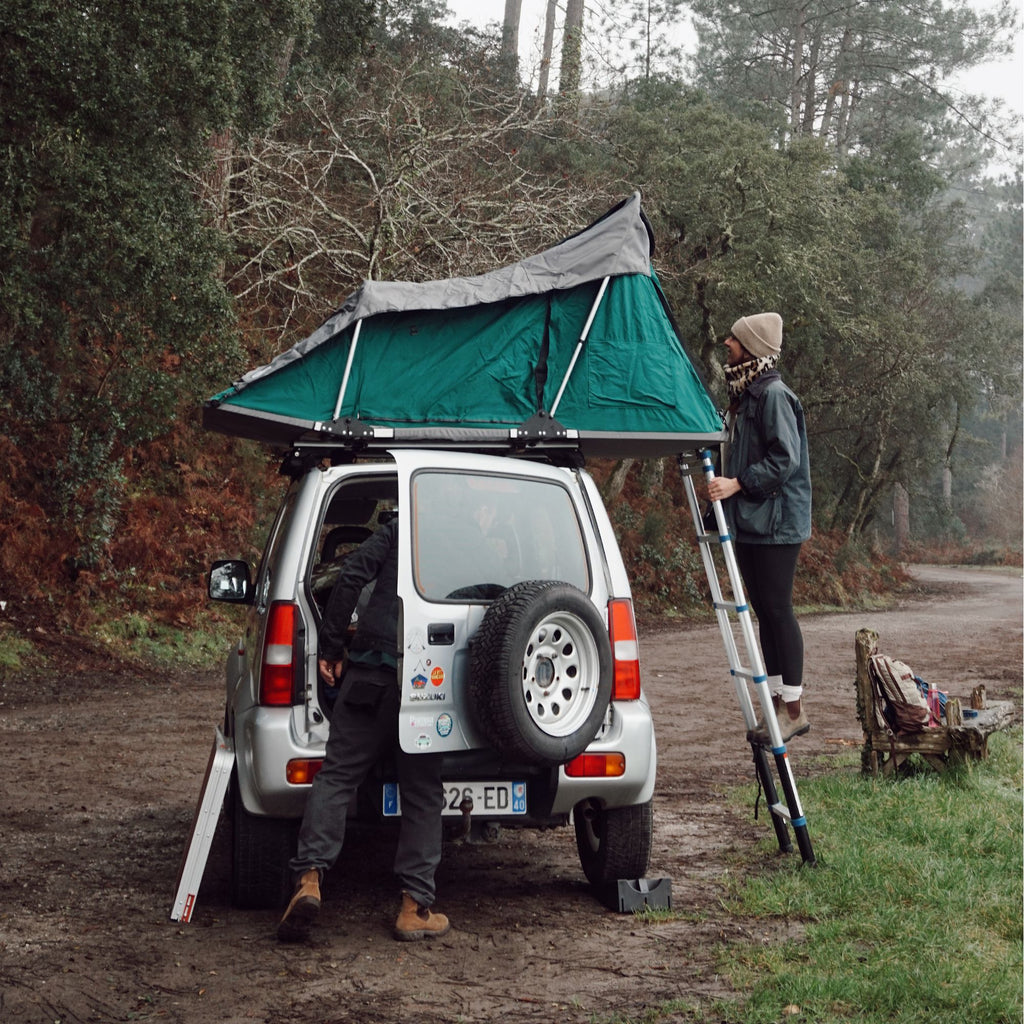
[725,354,779,405]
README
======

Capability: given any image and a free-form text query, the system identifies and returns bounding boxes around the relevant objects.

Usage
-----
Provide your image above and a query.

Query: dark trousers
[289,665,444,907]
[735,542,804,691]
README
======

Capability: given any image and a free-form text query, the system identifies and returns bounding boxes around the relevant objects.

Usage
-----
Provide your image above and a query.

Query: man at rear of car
[277,516,450,943]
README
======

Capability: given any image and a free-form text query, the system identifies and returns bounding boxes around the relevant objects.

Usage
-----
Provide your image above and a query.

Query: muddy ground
[1,565,1020,1024]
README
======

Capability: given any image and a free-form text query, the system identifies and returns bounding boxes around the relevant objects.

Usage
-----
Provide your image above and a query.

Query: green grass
[620,732,1022,1024]
[92,613,242,671]
[0,612,241,680]
[710,732,1024,1024]
[0,623,35,671]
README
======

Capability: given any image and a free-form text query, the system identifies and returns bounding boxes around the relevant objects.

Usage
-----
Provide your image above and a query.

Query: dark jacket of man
[318,519,400,666]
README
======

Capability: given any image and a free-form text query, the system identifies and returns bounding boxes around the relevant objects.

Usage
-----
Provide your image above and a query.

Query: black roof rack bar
[204,399,725,461]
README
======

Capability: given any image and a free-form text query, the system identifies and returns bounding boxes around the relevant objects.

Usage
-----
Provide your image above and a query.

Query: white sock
[780,684,803,705]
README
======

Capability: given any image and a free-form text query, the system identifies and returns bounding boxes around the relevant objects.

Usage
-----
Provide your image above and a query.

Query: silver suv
[209,448,656,908]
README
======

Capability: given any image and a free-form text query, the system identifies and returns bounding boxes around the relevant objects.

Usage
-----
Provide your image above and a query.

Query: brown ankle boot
[277,869,321,942]
[393,892,450,942]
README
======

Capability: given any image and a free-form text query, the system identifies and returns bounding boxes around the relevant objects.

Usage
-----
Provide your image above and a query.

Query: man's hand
[707,476,742,502]
[318,657,344,685]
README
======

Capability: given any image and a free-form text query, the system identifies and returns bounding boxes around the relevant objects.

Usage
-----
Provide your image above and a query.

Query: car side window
[255,490,298,612]
[411,471,589,601]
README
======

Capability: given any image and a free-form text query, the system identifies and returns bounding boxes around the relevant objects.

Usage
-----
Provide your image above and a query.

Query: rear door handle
[428,623,455,645]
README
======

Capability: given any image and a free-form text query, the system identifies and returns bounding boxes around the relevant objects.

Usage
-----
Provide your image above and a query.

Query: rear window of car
[410,470,589,601]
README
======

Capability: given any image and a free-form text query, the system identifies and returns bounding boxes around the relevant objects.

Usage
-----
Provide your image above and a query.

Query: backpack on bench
[868,654,930,735]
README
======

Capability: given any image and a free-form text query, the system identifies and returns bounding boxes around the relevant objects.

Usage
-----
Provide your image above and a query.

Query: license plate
[382,781,527,817]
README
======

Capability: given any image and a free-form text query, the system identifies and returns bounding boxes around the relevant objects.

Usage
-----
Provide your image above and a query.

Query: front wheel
[573,799,653,887]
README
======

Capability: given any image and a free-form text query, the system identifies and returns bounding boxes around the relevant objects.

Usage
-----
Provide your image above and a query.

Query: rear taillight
[608,598,641,700]
[260,601,300,706]
[564,752,626,778]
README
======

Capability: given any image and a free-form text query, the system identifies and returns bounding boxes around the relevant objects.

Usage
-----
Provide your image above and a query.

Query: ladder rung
[770,802,794,821]
[712,600,749,613]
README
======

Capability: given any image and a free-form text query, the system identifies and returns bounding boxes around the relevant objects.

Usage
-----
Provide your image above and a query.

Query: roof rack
[204,401,724,466]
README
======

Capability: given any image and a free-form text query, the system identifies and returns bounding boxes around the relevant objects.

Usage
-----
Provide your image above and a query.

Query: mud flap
[170,727,235,922]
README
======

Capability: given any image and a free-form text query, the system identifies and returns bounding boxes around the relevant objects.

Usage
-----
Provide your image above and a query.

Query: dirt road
[1,565,1019,1024]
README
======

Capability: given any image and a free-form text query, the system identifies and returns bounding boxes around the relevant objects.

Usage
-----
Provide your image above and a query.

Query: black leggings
[734,542,804,691]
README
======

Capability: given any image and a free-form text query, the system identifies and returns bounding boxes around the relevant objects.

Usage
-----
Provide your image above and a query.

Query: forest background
[0,0,1021,653]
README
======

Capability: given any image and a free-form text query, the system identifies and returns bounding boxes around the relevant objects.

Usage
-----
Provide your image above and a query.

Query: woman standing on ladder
[707,312,812,743]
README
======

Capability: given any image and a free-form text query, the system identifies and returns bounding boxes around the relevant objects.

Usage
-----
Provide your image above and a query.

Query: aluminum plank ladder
[170,726,235,921]
[678,450,816,865]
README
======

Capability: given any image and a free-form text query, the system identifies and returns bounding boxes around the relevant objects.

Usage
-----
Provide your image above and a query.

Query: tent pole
[549,276,609,418]
[332,319,363,421]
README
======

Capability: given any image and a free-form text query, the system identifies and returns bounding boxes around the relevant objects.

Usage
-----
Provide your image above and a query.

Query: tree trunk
[801,22,822,134]
[789,4,806,132]
[943,401,960,509]
[836,48,862,158]
[893,482,910,556]
[558,0,585,113]
[202,129,234,279]
[604,458,635,501]
[643,0,653,82]
[501,0,523,83]
[537,0,558,105]
[820,26,851,142]
[640,457,664,492]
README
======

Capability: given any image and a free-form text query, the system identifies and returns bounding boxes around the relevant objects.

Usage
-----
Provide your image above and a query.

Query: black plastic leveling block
[610,877,672,912]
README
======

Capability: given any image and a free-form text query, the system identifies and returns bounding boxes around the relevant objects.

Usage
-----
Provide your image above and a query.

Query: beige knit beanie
[731,312,783,358]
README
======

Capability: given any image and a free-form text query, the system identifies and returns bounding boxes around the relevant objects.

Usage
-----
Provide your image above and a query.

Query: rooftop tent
[203,193,726,458]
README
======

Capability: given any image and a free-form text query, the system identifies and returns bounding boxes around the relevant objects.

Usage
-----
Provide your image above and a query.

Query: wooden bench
[855,628,1016,776]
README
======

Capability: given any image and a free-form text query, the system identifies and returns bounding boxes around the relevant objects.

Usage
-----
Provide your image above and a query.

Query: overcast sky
[443,0,1023,116]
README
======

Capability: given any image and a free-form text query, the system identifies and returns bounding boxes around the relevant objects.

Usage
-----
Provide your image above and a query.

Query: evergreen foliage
[0,0,367,588]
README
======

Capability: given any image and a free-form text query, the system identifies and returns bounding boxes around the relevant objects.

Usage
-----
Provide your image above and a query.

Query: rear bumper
[233,697,656,821]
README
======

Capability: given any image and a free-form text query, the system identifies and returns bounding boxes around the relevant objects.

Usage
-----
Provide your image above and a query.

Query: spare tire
[469,580,613,766]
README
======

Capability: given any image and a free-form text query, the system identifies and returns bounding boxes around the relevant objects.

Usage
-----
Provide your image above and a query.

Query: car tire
[469,579,613,766]
[573,798,653,887]
[230,781,297,909]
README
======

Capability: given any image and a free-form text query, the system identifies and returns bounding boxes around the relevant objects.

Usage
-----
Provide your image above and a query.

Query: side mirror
[208,560,254,604]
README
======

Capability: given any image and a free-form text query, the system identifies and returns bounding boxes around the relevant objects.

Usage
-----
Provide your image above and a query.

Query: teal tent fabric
[205,194,725,456]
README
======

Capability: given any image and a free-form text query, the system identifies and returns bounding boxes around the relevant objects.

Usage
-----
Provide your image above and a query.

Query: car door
[391,449,594,756]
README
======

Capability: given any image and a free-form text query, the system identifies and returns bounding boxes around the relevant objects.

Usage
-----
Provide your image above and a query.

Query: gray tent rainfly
[204,193,726,459]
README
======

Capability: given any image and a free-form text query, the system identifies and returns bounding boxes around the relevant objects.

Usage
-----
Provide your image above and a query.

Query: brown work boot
[749,707,811,745]
[393,891,450,942]
[777,706,811,742]
[277,869,321,942]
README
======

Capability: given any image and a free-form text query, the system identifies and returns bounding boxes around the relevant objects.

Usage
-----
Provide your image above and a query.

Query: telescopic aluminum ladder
[677,450,816,865]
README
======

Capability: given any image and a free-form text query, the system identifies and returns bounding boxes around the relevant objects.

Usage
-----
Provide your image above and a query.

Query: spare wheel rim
[519,609,601,738]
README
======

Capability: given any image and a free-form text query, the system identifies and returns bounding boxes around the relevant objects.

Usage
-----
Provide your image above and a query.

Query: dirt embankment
[0,565,1020,1024]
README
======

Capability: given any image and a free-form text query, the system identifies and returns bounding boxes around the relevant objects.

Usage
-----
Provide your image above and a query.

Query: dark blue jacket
[724,371,812,545]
